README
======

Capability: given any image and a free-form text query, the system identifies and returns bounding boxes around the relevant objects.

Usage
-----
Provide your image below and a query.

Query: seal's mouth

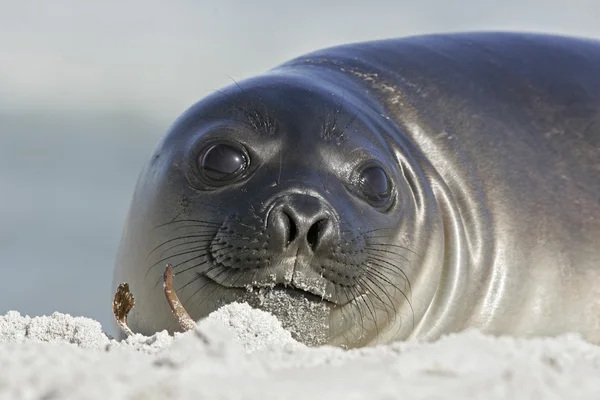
[251,283,337,305]
[211,277,340,305]
[201,270,350,306]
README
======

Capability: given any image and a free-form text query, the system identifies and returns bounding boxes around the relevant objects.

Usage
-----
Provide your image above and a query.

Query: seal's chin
[201,273,342,346]
[241,285,338,347]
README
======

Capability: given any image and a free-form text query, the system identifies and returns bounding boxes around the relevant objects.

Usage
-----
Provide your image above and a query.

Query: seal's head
[115,71,435,348]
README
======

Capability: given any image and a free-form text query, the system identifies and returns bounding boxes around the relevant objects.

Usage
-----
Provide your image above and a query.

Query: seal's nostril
[283,210,297,245]
[307,219,328,251]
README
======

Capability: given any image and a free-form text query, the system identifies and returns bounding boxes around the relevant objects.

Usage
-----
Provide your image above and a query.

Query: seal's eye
[359,166,391,202]
[198,143,248,182]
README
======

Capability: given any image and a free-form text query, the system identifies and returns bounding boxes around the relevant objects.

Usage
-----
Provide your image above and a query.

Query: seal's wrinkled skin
[114,32,600,348]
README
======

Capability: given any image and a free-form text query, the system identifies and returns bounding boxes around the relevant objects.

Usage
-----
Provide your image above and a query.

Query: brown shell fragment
[112,282,135,336]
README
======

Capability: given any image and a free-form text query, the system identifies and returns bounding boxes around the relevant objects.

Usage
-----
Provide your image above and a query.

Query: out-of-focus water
[0,112,165,335]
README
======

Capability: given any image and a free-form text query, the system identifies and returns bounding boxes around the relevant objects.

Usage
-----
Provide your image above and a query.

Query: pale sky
[1,0,600,123]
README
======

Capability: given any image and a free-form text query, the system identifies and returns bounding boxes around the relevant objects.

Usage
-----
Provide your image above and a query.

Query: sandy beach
[2,303,599,399]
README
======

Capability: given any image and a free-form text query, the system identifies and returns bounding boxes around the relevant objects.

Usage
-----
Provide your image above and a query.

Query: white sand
[1,303,599,399]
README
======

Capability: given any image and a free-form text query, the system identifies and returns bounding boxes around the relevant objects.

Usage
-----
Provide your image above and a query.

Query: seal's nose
[268,194,336,253]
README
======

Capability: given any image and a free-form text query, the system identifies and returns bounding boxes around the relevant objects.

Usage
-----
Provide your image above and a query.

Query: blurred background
[1,0,599,337]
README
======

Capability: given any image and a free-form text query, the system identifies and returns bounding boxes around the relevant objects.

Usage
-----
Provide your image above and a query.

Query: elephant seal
[114,32,600,348]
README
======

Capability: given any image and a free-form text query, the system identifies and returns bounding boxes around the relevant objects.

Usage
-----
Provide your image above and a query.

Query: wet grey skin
[114,32,600,348]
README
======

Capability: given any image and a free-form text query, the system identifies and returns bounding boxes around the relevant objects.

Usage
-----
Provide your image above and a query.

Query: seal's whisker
[180,274,214,308]
[177,260,221,280]
[364,254,413,289]
[363,254,412,275]
[364,248,412,267]
[364,254,411,283]
[146,247,210,275]
[170,224,222,232]
[365,242,421,257]
[359,273,398,319]
[364,245,412,255]
[172,262,227,296]
[340,227,393,235]
[361,268,405,316]
[147,243,230,285]
[366,258,412,299]
[348,283,378,342]
[362,234,397,240]
[360,272,409,338]
[361,283,385,344]
[156,240,212,260]
[223,268,248,288]
[357,272,396,313]
[364,263,409,293]
[350,279,382,339]
[152,257,214,288]
[176,247,241,273]
[153,223,222,235]
[339,285,367,343]
[194,268,239,309]
[170,261,227,292]
[151,219,221,231]
[146,235,214,259]
[363,247,411,263]
[185,268,226,305]
[364,258,409,284]
[365,265,414,327]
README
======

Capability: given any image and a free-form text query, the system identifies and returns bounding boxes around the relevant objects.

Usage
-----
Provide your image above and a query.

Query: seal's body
[114,32,600,348]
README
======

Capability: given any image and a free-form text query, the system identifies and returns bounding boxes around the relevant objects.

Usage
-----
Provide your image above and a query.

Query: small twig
[112,283,135,336]
[163,264,196,331]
